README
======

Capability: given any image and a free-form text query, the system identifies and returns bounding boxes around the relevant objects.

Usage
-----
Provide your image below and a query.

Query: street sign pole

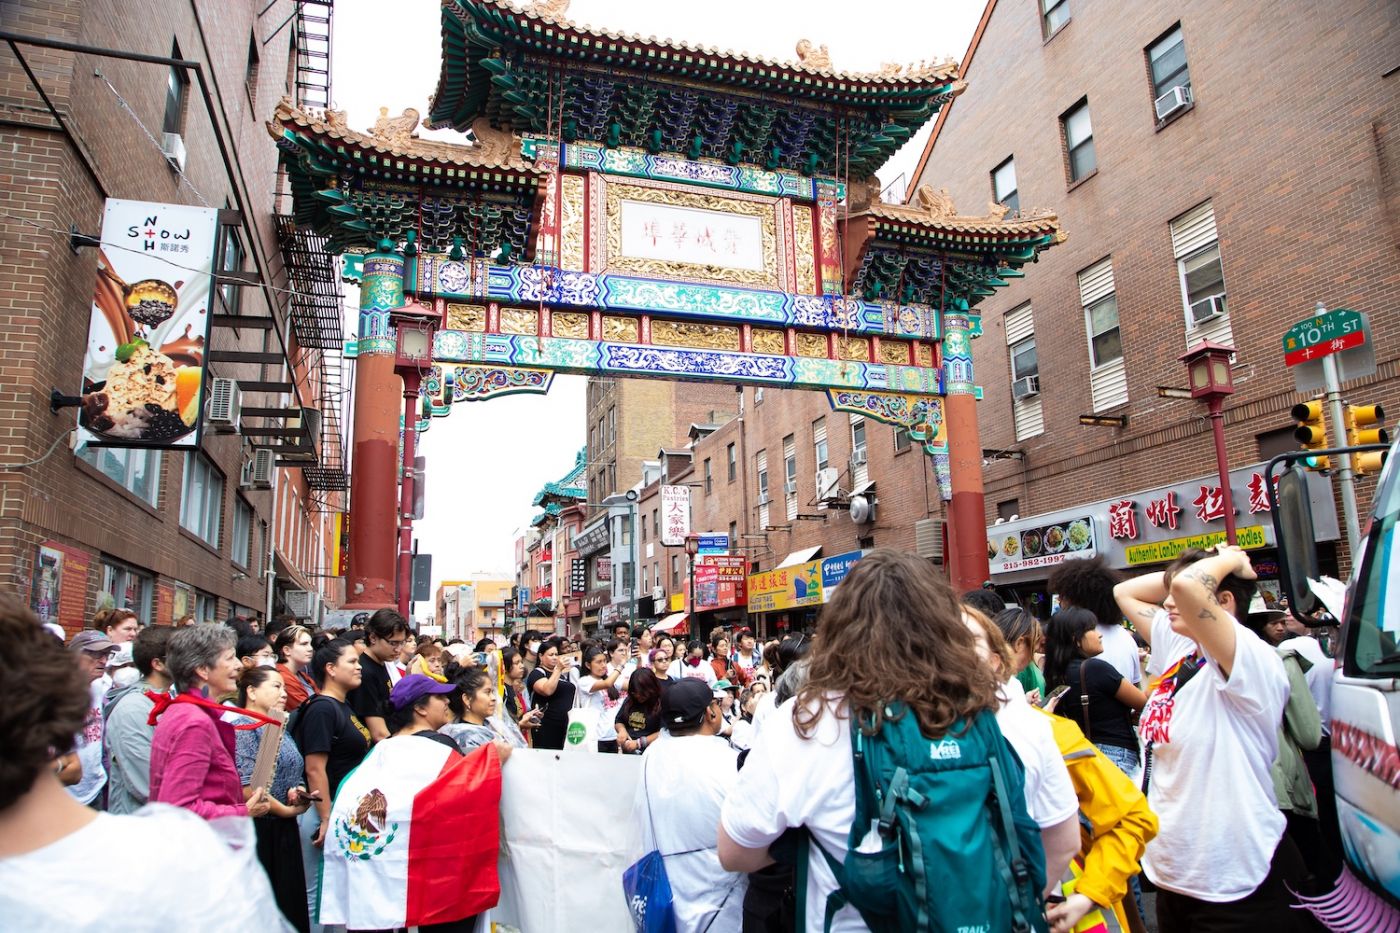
[1314,303,1362,554]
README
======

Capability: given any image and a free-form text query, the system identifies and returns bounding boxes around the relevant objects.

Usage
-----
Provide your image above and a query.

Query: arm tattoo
[1135,607,1157,620]
[1198,607,1215,620]
[1182,570,1219,592]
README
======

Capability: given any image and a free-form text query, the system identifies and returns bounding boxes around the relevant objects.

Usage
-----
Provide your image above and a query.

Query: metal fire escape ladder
[293,1,333,111]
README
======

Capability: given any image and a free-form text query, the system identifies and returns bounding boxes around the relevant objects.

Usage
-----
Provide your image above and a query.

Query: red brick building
[904,0,1399,607]
[0,1,345,630]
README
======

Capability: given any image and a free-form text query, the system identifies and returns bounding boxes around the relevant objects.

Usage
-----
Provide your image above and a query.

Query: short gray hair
[166,623,236,692]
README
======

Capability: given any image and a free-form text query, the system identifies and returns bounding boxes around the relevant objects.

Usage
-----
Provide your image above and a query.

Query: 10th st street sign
[1284,307,1374,392]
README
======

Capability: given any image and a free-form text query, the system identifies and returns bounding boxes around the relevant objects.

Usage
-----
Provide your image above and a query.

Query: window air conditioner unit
[1012,374,1041,400]
[242,447,274,490]
[1189,293,1227,326]
[915,518,945,562]
[207,378,241,432]
[284,589,313,618]
[1154,85,1192,121]
[850,449,868,468]
[783,479,797,495]
[757,493,771,506]
[161,132,187,171]
[815,468,840,501]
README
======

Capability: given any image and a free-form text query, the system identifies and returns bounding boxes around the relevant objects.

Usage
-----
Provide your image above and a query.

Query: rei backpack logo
[929,738,963,761]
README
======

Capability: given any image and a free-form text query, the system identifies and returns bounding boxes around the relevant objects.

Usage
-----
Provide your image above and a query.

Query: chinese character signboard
[619,200,765,272]
[696,555,748,610]
[988,517,1098,575]
[570,558,586,596]
[746,562,822,613]
[660,485,691,546]
[820,550,867,596]
[79,199,220,449]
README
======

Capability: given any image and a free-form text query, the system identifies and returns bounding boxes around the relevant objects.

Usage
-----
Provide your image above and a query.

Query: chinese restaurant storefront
[986,462,1340,618]
[745,550,867,637]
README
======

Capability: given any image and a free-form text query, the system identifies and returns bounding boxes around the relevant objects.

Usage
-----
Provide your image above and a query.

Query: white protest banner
[493,748,643,932]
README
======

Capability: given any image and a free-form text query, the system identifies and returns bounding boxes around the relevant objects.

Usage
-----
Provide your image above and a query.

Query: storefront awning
[652,612,689,634]
[775,546,822,569]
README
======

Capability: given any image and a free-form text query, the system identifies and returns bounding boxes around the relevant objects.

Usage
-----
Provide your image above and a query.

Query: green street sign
[1283,308,1366,367]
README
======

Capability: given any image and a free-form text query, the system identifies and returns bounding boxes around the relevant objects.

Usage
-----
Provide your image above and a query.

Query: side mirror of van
[1270,462,1325,624]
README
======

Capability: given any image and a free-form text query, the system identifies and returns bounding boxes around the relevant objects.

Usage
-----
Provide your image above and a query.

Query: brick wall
[912,0,1399,555]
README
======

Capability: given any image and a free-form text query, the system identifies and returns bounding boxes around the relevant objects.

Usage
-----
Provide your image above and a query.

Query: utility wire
[94,69,211,208]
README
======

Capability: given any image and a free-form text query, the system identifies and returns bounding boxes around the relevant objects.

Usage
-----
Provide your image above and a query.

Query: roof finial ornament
[795,39,832,70]
[466,116,522,165]
[983,200,1010,222]
[848,175,884,213]
[530,0,570,19]
[913,185,958,220]
[370,106,421,147]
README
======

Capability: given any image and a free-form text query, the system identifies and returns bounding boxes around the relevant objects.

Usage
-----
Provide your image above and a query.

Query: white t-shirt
[1138,609,1288,901]
[722,696,865,933]
[0,805,290,930]
[68,680,108,804]
[996,678,1079,829]
[1278,634,1331,734]
[1097,623,1142,686]
[578,674,623,743]
[636,733,747,931]
[669,658,718,686]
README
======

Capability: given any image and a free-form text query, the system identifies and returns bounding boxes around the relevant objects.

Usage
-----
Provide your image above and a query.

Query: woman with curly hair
[717,549,1017,932]
[0,599,286,929]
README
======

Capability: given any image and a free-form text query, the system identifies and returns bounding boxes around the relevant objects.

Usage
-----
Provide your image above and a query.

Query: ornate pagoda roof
[531,447,587,507]
[267,98,546,255]
[842,182,1066,305]
[429,0,963,176]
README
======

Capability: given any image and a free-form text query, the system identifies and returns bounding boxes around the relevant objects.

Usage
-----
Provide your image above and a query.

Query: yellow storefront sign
[746,560,823,613]
[1124,525,1268,566]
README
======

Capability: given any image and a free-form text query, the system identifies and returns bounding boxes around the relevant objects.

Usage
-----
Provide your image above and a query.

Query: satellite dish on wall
[850,494,875,525]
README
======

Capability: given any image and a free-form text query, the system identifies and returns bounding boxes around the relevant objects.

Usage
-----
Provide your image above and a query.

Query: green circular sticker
[566,721,588,745]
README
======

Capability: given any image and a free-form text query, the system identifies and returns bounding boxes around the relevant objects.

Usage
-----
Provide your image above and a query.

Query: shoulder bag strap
[1078,661,1093,743]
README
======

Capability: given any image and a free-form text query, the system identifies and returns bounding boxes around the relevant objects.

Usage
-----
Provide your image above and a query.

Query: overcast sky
[331,0,984,618]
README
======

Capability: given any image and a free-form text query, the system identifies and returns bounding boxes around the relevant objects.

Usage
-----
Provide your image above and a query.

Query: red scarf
[146,690,283,730]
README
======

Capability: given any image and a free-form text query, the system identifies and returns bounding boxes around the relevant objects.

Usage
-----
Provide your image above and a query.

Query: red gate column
[344,250,405,610]
[941,306,990,591]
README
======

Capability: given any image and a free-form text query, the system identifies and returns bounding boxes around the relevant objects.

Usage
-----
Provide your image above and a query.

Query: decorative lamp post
[392,299,442,616]
[1180,341,1238,544]
[684,533,700,641]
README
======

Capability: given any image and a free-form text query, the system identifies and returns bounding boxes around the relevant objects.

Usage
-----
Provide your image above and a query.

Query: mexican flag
[319,736,502,929]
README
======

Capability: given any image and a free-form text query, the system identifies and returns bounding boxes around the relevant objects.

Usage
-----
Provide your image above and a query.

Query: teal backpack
[800,704,1048,933]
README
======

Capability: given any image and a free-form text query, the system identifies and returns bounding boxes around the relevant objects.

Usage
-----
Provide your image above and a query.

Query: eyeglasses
[385,639,407,649]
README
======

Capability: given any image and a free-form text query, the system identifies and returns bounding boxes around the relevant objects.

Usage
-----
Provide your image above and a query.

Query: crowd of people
[0,540,1345,932]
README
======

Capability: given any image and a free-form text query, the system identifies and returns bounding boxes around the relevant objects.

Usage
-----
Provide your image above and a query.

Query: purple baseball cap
[390,673,457,710]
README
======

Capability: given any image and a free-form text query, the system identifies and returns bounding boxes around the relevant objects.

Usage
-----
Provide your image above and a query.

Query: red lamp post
[684,533,700,641]
[1180,341,1238,544]
[392,300,441,617]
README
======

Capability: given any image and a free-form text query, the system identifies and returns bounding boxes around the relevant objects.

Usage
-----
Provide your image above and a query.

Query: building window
[1011,336,1038,384]
[1042,0,1070,37]
[783,435,797,521]
[162,42,188,136]
[1148,25,1190,105]
[755,388,764,405]
[1061,100,1096,182]
[100,561,153,625]
[652,509,659,538]
[728,520,737,544]
[245,32,261,107]
[180,453,224,547]
[219,227,245,315]
[997,499,1021,521]
[813,417,828,472]
[850,415,868,485]
[589,426,596,457]
[671,554,680,591]
[1180,244,1227,324]
[1085,295,1122,367]
[727,443,736,482]
[992,157,1018,212]
[851,417,867,457]
[756,449,770,529]
[232,498,252,568]
[196,591,218,623]
[703,458,712,495]
[607,406,616,444]
[893,428,911,452]
[78,443,160,506]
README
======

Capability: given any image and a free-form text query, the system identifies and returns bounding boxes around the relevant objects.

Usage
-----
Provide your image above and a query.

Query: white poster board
[660,484,692,547]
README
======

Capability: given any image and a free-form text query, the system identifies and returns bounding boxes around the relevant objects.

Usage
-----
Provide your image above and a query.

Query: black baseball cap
[661,678,714,731]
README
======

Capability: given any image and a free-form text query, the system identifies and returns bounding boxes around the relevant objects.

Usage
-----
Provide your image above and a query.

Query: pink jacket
[149,692,247,820]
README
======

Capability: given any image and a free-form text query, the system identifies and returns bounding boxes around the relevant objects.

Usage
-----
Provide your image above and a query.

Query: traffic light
[1344,403,1390,475]
[1292,400,1330,470]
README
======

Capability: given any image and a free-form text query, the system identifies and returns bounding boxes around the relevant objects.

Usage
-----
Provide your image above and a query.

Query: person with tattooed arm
[1113,545,1308,931]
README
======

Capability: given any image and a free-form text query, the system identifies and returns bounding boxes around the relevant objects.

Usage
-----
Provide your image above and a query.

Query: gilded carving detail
[919,344,936,368]
[603,316,638,343]
[839,336,870,361]
[792,204,816,295]
[879,340,911,366]
[751,328,786,355]
[550,311,590,339]
[500,308,538,335]
[796,333,828,358]
[446,303,486,332]
[650,320,740,351]
[604,180,779,289]
[560,173,586,271]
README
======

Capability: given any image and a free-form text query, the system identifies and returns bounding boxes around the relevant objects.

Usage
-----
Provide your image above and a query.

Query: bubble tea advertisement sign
[78,199,219,449]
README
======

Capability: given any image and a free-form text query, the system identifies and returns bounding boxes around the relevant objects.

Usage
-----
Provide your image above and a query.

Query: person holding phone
[525,636,576,750]
[501,648,542,745]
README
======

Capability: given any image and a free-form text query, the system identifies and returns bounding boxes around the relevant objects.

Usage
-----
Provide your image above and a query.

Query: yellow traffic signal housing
[1344,403,1390,475]
[1291,400,1330,470]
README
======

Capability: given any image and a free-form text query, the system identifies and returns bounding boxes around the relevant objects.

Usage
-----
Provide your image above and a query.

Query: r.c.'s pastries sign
[988,516,1097,574]
[78,199,219,449]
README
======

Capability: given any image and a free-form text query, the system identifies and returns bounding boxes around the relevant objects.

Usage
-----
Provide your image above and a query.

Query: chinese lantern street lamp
[1180,341,1238,544]
[684,533,700,641]
[392,299,442,616]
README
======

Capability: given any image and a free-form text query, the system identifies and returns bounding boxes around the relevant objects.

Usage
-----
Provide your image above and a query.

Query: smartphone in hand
[1039,684,1071,709]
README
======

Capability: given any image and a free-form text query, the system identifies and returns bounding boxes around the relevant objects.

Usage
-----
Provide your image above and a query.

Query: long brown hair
[795,549,999,740]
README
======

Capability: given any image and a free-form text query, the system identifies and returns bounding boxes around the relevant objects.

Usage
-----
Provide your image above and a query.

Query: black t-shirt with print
[617,696,661,740]
[348,656,393,726]
[294,694,371,796]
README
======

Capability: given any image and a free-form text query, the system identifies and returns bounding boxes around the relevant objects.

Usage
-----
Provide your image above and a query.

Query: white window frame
[180,453,225,547]
[1010,336,1038,381]
[813,417,829,472]
[1148,25,1191,103]
[992,157,1018,212]
[1085,295,1122,368]
[1178,242,1228,326]
[1063,100,1096,182]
